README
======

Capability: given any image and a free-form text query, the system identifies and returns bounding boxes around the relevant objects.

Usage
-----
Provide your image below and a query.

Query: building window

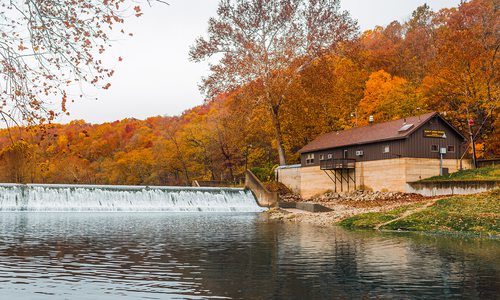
[327,153,333,159]
[431,145,439,152]
[383,145,390,153]
[306,153,315,165]
[319,154,325,160]
[447,145,455,153]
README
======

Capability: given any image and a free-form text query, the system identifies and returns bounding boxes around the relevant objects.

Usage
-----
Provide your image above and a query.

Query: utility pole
[468,117,477,169]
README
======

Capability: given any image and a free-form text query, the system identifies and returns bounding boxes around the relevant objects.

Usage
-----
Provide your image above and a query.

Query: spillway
[0,184,265,212]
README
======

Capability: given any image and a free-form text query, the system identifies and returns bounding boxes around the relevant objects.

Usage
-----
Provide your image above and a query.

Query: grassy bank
[422,165,499,181]
[339,190,499,236]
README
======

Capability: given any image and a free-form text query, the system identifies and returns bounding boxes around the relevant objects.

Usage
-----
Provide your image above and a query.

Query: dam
[0,184,265,212]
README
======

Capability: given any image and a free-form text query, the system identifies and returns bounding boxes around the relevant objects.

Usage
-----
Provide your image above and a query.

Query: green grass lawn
[338,202,427,230]
[339,189,500,236]
[422,165,500,181]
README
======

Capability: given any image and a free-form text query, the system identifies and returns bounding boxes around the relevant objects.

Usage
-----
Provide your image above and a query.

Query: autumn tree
[289,56,366,128]
[358,22,404,76]
[358,70,422,124]
[0,0,166,126]
[421,0,498,155]
[401,4,437,81]
[0,0,497,185]
[162,117,191,185]
[0,140,33,182]
[190,0,358,165]
[180,98,245,182]
[353,4,439,84]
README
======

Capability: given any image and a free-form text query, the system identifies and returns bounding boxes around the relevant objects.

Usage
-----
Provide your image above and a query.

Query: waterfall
[0,184,265,212]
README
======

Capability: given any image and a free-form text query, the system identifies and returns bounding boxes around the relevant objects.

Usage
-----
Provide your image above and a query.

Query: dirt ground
[265,186,436,227]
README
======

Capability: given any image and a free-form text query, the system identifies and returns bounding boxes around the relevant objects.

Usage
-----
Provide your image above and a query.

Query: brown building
[277,112,471,198]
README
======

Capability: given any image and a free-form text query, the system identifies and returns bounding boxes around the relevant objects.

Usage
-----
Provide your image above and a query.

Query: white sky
[59,0,461,124]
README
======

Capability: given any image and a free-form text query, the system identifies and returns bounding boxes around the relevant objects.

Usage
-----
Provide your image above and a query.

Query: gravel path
[373,198,441,230]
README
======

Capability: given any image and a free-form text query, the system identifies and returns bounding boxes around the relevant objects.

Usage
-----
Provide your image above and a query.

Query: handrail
[320,158,356,170]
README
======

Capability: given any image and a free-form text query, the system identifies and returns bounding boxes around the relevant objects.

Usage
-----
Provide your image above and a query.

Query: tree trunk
[168,134,190,185]
[269,104,287,166]
[181,161,190,185]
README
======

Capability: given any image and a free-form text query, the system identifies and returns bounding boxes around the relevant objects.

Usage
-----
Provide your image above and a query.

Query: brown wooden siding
[300,115,465,167]
[403,115,465,160]
[301,139,405,166]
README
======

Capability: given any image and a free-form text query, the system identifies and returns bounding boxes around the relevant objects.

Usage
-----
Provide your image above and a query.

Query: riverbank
[340,190,499,236]
[266,189,436,227]
[266,189,499,237]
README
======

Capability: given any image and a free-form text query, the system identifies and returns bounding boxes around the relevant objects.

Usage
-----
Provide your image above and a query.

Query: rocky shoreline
[266,190,435,227]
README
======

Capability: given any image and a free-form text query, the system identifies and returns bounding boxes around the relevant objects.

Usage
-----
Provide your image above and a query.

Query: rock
[278,188,427,206]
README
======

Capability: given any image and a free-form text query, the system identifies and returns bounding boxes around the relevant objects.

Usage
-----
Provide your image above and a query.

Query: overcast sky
[59,0,461,124]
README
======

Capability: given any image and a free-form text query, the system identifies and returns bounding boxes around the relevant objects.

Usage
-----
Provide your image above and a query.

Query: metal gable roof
[298,112,459,154]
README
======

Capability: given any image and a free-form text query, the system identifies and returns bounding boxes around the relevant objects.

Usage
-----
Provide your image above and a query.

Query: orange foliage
[0,0,497,184]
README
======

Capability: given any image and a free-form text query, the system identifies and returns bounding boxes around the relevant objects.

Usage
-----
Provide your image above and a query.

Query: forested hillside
[0,0,498,185]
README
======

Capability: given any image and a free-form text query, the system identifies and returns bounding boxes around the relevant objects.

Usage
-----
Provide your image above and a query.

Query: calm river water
[0,212,498,299]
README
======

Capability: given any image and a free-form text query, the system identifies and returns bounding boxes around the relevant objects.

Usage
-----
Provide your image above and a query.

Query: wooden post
[468,118,477,169]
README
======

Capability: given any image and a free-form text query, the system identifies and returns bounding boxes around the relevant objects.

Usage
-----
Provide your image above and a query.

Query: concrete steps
[278,201,332,213]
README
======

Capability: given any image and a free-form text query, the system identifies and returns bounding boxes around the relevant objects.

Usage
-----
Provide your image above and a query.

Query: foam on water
[0,184,265,212]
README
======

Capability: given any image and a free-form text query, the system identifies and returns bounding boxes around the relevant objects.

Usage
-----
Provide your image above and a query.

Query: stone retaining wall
[406,180,499,196]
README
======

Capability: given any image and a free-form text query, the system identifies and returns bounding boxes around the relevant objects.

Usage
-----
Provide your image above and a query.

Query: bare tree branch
[0,0,167,126]
[190,0,358,165]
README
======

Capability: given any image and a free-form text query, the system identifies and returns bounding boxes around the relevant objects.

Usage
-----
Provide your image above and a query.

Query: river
[0,212,498,299]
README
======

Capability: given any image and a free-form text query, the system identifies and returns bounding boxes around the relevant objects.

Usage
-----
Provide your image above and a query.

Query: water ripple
[0,213,498,299]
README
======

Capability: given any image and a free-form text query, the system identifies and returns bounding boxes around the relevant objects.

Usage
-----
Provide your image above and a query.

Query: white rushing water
[0,184,265,212]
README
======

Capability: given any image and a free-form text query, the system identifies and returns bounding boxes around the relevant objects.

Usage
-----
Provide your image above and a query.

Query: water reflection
[0,213,498,299]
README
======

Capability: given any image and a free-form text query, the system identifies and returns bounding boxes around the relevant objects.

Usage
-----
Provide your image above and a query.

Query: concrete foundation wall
[299,166,339,199]
[299,159,408,197]
[405,158,471,183]
[277,158,472,199]
[406,180,499,196]
[356,159,407,192]
[276,166,301,194]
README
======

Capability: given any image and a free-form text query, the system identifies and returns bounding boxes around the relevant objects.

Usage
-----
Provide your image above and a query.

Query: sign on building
[423,130,446,138]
